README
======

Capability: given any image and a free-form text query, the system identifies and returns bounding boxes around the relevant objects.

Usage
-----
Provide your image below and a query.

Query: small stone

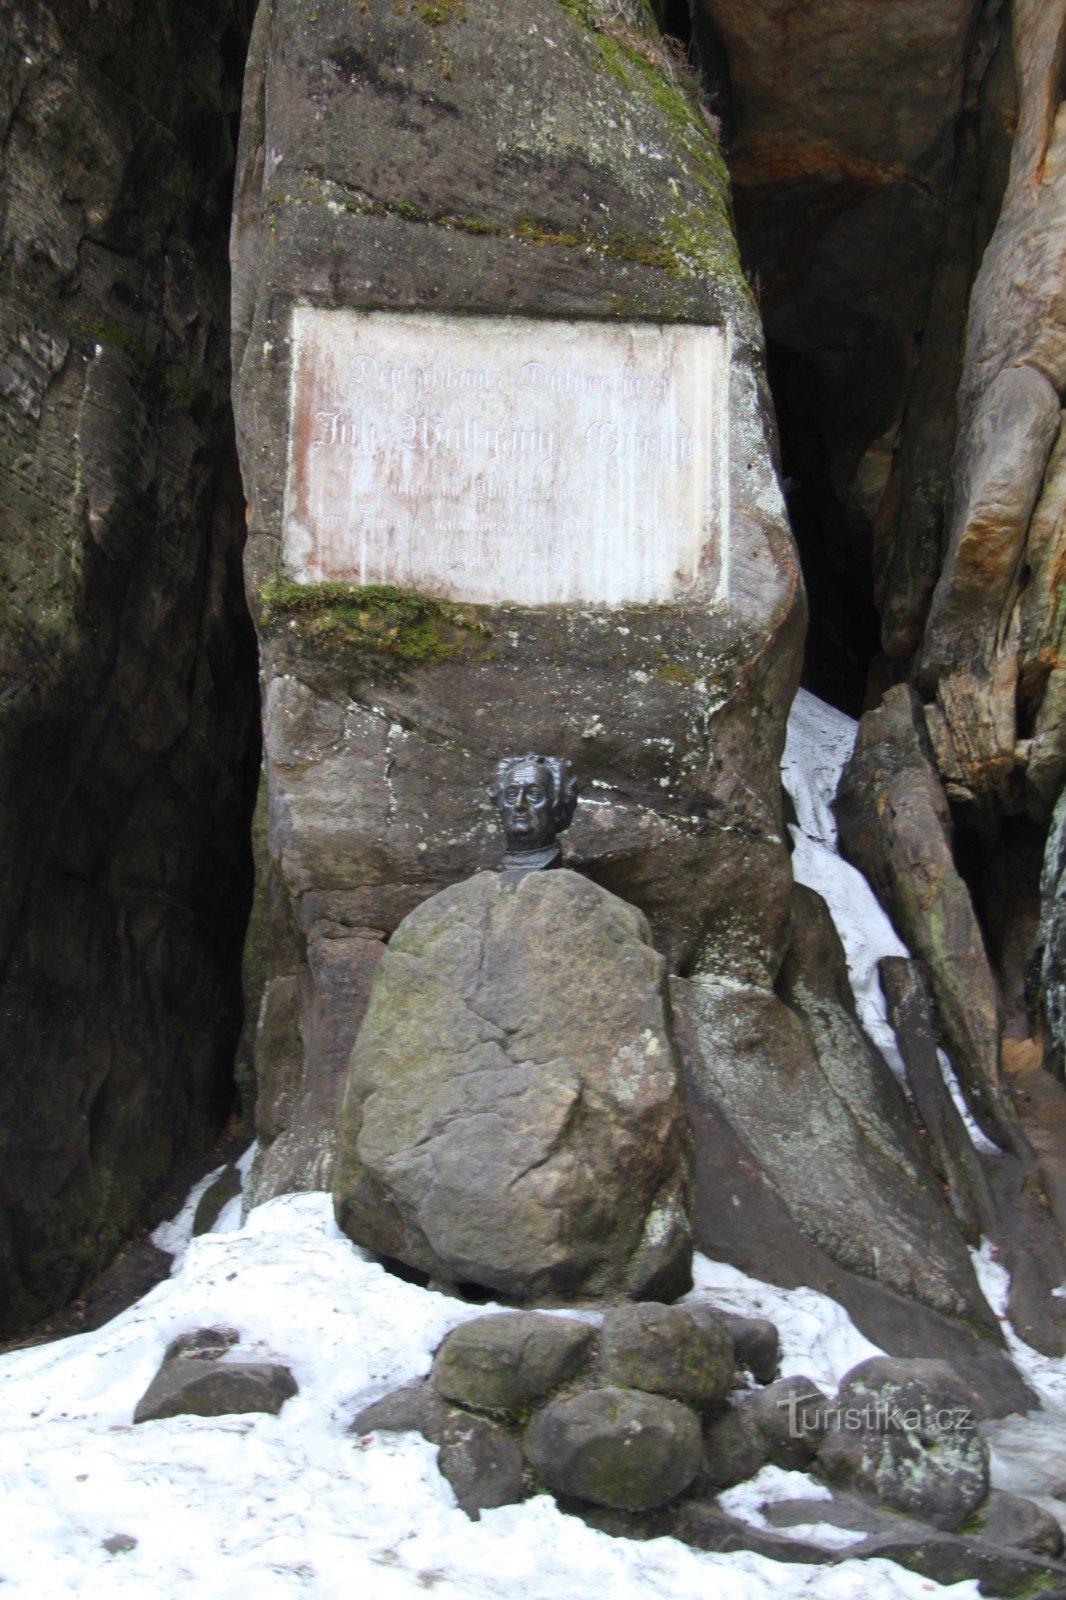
[717,1314,779,1384]
[165,1326,240,1362]
[350,1380,450,1444]
[432,1313,594,1413]
[438,1412,526,1520]
[972,1490,1064,1558]
[133,1359,298,1423]
[748,1376,828,1468]
[701,1400,770,1490]
[599,1303,733,1413]
[524,1386,702,1512]
[102,1535,138,1555]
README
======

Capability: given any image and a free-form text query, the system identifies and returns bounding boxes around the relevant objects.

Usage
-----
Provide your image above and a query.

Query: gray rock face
[836,686,1020,1151]
[432,1314,594,1413]
[231,0,805,1203]
[1034,786,1066,1081]
[818,1357,990,1530]
[438,1412,526,1520]
[599,1303,733,1414]
[673,956,1000,1331]
[333,870,693,1303]
[133,1359,298,1424]
[747,1376,828,1470]
[701,1402,771,1491]
[350,1380,450,1444]
[524,1387,702,1512]
[0,0,259,1341]
[974,1490,1064,1558]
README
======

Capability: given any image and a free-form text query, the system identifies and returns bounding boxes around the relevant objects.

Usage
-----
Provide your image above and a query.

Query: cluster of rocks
[355,1306,1066,1591]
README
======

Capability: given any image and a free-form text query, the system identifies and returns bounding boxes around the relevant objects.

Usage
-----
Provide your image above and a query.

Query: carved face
[497,760,555,851]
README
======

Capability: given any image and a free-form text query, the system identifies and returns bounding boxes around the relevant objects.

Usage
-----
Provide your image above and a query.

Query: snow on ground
[684,1255,883,1394]
[1,688,1061,1599]
[782,690,909,1077]
[0,1193,979,1600]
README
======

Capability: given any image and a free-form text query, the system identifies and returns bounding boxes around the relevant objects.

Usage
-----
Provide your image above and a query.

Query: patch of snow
[936,1050,1002,1157]
[783,691,909,1077]
[685,1254,884,1393]
[720,1467,866,1551]
[0,1194,977,1600]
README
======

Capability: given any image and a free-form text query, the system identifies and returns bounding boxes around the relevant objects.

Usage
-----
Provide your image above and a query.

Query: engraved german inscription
[284,310,728,606]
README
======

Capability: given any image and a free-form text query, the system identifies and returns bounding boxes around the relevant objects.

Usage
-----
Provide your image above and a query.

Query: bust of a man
[488,753,578,873]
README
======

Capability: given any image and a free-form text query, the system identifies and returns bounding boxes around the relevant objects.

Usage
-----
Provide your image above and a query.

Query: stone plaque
[284,309,728,606]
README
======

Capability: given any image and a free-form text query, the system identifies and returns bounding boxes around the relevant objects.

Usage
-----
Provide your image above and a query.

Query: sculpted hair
[488,754,579,831]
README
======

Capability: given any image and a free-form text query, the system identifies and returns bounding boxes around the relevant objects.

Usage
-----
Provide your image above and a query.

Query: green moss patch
[260,579,490,663]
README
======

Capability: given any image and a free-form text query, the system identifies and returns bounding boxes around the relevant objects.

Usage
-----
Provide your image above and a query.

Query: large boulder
[333,869,693,1302]
[231,0,804,1199]
[0,0,259,1339]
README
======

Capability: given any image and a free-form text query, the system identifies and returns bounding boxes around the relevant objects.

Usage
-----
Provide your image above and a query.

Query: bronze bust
[488,754,578,872]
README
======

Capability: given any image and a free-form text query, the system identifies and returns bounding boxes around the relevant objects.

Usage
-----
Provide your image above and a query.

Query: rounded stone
[432,1312,595,1413]
[817,1357,990,1529]
[748,1375,829,1468]
[524,1386,702,1512]
[333,870,693,1303]
[599,1302,733,1412]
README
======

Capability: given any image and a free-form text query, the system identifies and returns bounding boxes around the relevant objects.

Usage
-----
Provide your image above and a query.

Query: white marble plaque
[284,309,728,606]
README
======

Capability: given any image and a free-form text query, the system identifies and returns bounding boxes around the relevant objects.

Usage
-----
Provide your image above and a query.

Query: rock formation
[333,869,693,1302]
[0,0,259,1339]
[231,0,804,1207]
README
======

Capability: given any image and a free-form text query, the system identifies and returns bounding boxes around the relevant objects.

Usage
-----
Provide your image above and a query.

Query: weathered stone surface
[747,1377,828,1470]
[438,1412,526,1520]
[432,1314,594,1413]
[700,1402,770,1491]
[836,684,1023,1149]
[232,0,805,1203]
[1034,786,1066,1080]
[133,1359,298,1423]
[583,1488,1066,1592]
[879,956,989,1242]
[716,1314,779,1385]
[818,1357,990,1529]
[165,1327,240,1363]
[599,1303,732,1413]
[974,1490,1065,1558]
[919,0,1066,818]
[246,931,385,1209]
[0,0,259,1340]
[685,1302,779,1386]
[333,870,692,1303]
[672,973,1033,1416]
[673,968,999,1328]
[760,1489,1066,1591]
[351,1380,450,1444]
[523,1386,702,1512]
